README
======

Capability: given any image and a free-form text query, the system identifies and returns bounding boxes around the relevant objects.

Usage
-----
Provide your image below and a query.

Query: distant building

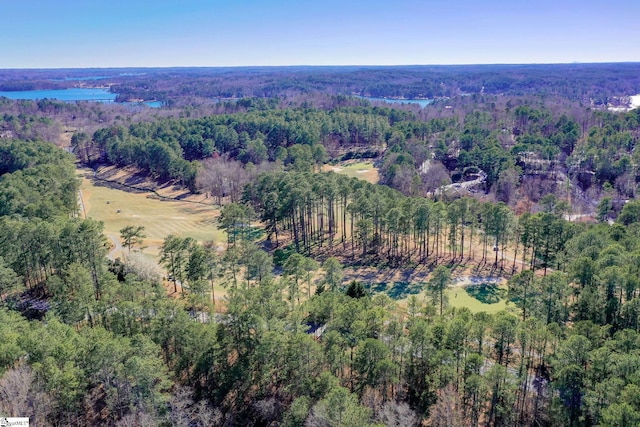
[0,130,14,139]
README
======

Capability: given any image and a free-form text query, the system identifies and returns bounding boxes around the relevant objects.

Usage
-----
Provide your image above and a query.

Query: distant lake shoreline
[355,95,433,107]
[0,88,434,110]
[0,88,162,108]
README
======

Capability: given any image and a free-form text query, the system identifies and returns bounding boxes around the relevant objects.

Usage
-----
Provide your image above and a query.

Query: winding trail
[419,160,487,196]
[107,234,123,260]
[435,170,487,196]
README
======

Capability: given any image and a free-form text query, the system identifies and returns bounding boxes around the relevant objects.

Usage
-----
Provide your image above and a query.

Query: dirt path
[107,234,123,260]
[78,189,88,219]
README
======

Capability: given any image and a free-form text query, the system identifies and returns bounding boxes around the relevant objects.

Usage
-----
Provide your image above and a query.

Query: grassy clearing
[359,279,512,314]
[365,281,425,300]
[79,165,514,312]
[322,161,379,184]
[446,284,511,314]
[351,265,513,313]
[79,170,224,259]
[364,283,511,314]
[80,169,231,303]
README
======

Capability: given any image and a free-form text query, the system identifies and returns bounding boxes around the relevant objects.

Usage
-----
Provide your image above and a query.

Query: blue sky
[1,0,638,68]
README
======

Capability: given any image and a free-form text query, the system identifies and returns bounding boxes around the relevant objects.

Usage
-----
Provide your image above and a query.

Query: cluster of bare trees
[196,156,277,204]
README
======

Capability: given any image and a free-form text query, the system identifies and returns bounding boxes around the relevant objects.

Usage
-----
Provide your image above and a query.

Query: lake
[0,88,161,108]
[0,88,117,102]
[356,96,433,108]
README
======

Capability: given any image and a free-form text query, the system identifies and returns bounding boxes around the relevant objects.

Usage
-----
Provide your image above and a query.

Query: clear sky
[1,0,638,68]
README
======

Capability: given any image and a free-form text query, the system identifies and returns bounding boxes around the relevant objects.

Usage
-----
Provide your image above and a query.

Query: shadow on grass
[369,282,389,293]
[465,283,506,304]
[365,281,424,300]
[229,226,264,242]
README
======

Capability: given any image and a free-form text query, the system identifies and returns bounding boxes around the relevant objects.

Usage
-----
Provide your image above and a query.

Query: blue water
[136,100,163,108]
[125,100,164,108]
[0,88,117,102]
[0,88,161,108]
[356,96,433,108]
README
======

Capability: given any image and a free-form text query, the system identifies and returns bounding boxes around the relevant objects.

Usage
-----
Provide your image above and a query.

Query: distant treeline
[2,63,640,103]
[107,63,640,103]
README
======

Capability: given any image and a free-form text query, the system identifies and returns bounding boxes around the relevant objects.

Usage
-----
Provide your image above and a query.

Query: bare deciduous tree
[421,161,451,193]
[196,156,278,204]
[125,252,163,284]
[0,365,54,426]
[168,385,222,427]
[428,385,466,427]
[375,401,419,427]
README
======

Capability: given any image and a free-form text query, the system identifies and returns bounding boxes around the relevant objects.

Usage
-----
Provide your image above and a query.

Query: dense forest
[85,95,640,214]
[2,66,640,426]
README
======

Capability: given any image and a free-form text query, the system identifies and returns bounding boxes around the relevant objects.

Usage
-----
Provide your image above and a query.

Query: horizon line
[2,61,640,71]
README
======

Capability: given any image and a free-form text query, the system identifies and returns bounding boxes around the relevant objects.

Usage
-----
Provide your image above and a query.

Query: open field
[359,278,510,314]
[446,284,511,314]
[79,168,224,260]
[322,161,379,184]
[79,168,231,302]
[345,264,513,314]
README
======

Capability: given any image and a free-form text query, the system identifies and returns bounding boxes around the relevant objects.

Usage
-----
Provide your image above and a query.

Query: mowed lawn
[384,284,511,314]
[445,286,511,314]
[348,265,513,314]
[79,175,225,259]
[322,161,379,184]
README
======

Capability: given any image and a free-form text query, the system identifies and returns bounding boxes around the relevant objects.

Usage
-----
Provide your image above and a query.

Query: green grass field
[322,161,379,183]
[446,285,511,314]
[80,173,232,302]
[80,175,225,259]
[363,276,513,314]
